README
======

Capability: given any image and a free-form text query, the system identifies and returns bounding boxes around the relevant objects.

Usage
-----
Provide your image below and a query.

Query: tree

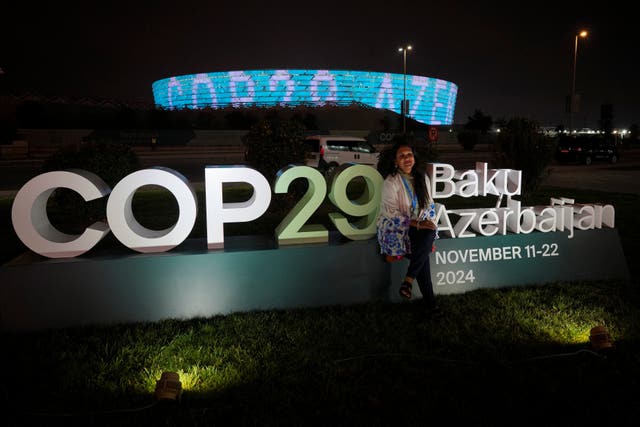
[457,109,493,151]
[493,117,555,198]
[466,109,493,133]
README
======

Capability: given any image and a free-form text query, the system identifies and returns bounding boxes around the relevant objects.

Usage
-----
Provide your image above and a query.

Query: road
[1,145,639,196]
[0,149,244,194]
[543,161,640,195]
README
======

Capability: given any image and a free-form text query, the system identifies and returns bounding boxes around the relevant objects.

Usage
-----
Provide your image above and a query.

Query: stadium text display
[152,69,458,125]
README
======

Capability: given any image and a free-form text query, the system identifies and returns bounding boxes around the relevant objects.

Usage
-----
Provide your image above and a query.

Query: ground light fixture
[154,371,183,402]
[589,325,614,351]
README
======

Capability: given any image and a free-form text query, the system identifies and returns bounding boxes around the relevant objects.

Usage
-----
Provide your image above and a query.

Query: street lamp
[398,45,412,133]
[569,30,588,132]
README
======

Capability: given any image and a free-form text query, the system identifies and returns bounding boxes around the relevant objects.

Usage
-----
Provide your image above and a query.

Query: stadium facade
[152,69,458,125]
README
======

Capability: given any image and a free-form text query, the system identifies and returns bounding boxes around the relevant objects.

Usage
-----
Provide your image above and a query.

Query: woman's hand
[420,220,437,230]
[410,219,437,230]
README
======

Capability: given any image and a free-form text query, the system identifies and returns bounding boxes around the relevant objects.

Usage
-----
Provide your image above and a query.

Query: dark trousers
[407,227,437,308]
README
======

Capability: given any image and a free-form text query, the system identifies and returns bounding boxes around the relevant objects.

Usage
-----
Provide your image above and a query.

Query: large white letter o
[106,167,197,253]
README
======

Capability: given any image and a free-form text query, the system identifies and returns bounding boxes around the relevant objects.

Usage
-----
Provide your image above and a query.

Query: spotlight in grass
[589,325,614,351]
[154,371,183,402]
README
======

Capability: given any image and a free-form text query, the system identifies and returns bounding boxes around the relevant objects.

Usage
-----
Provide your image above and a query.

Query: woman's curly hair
[377,139,430,210]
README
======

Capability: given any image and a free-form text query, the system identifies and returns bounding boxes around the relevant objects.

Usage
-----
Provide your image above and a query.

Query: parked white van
[304,135,379,176]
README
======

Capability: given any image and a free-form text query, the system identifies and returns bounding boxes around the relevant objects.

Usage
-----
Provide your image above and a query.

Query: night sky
[2,1,637,128]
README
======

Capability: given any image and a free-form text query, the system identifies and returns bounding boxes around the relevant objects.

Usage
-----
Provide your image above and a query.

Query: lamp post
[398,45,412,134]
[569,30,588,132]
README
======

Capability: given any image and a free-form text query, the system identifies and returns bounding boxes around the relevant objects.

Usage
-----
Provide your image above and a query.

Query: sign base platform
[0,229,629,332]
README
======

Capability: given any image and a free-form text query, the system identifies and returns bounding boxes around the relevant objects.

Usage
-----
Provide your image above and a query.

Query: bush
[457,129,479,151]
[42,141,140,187]
[41,142,140,226]
[242,118,309,214]
[242,118,307,183]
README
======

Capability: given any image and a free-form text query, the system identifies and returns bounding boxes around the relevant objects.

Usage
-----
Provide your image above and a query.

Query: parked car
[304,135,379,176]
[555,135,619,165]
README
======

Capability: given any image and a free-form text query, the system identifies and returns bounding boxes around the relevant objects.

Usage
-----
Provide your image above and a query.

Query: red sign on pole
[427,126,438,142]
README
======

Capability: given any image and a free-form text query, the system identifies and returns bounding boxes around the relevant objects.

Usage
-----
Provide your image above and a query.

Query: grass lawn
[1,183,639,426]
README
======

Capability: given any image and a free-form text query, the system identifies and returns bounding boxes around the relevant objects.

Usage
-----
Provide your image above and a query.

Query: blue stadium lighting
[152,69,458,125]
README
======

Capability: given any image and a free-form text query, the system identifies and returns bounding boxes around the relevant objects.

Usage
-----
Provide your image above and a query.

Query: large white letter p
[205,166,271,249]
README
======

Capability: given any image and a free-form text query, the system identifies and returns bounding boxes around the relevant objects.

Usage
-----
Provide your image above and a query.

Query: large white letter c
[11,170,111,258]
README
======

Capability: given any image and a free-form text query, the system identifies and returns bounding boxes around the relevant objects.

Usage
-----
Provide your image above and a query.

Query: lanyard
[399,174,417,215]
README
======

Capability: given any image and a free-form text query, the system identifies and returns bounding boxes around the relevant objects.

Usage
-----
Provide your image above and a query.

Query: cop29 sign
[11,162,615,259]
[152,69,458,125]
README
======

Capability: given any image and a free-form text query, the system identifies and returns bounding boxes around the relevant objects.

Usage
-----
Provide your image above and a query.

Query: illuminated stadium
[152,69,458,125]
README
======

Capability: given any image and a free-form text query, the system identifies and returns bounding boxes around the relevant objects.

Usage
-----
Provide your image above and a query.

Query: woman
[377,141,439,311]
